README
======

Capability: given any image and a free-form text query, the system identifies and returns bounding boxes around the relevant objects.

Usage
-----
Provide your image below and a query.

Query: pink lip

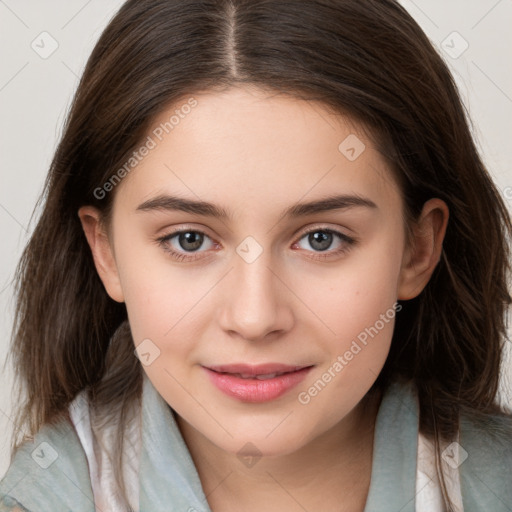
[203,363,314,402]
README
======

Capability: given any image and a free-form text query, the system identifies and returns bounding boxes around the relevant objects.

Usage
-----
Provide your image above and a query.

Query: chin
[212,425,313,459]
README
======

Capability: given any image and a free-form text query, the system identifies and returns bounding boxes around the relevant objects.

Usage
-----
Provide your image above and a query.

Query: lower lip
[203,366,313,402]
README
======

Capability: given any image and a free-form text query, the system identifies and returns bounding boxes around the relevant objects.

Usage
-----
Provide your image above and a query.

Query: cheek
[293,227,403,344]
[120,262,211,347]
[118,254,212,400]
[111,230,198,343]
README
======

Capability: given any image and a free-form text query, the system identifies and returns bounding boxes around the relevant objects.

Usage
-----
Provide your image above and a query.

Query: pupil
[309,231,332,251]
[179,232,203,251]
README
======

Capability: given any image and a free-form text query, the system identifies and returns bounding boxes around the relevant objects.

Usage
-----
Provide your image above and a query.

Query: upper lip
[205,363,312,376]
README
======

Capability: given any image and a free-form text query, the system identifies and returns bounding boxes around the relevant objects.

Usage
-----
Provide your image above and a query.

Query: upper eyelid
[299,225,354,239]
[157,224,216,242]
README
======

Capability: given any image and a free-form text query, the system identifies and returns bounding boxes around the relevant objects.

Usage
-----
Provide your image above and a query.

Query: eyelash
[155,225,357,262]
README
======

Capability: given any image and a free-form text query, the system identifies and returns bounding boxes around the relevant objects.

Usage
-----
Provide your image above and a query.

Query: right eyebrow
[136,195,231,219]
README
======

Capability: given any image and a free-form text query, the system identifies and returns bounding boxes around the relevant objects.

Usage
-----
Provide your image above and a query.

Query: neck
[176,388,383,512]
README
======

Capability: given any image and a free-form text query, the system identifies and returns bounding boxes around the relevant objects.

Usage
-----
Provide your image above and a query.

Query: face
[81,85,446,458]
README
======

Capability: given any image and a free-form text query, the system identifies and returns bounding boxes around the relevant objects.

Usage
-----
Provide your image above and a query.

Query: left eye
[293,229,353,253]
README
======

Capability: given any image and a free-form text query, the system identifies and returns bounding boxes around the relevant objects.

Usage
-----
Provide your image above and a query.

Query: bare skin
[79,85,448,512]
[179,387,383,512]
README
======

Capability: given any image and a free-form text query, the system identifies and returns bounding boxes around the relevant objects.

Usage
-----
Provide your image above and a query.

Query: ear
[77,206,125,303]
[397,198,449,300]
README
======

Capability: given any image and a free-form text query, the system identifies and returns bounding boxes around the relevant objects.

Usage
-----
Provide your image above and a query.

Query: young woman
[1,1,511,511]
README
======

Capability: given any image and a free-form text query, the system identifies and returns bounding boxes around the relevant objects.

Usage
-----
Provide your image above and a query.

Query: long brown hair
[6,0,512,509]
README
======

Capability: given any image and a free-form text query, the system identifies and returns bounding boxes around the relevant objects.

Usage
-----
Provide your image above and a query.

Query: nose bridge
[219,236,291,340]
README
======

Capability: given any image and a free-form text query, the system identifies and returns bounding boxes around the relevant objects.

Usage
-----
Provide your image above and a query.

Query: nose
[218,247,294,342]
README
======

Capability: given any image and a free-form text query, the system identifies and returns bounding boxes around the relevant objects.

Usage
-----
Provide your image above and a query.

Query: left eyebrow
[135,193,378,219]
[283,194,378,218]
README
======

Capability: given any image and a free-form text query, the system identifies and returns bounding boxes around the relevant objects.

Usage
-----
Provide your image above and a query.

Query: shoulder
[0,415,95,512]
[458,409,512,510]
[459,408,512,462]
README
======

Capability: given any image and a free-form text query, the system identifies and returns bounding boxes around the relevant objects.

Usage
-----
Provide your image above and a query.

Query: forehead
[113,86,401,216]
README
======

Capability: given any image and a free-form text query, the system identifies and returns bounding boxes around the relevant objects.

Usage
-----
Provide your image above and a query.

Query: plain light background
[1,0,511,474]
